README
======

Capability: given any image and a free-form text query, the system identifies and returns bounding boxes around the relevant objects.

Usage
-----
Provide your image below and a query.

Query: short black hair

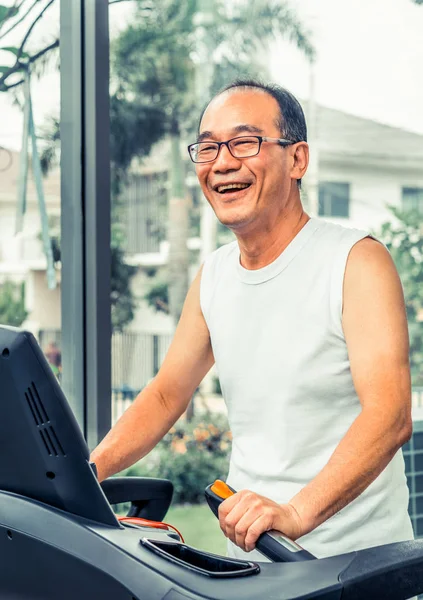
[199,79,307,186]
[222,79,307,143]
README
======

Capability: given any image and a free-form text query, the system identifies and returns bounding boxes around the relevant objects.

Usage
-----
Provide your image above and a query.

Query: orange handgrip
[210,479,235,500]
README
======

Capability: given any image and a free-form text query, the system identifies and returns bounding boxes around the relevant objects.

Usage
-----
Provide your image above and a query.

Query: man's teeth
[217,183,250,193]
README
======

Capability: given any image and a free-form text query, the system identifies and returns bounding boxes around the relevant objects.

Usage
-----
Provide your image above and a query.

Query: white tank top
[200,217,413,560]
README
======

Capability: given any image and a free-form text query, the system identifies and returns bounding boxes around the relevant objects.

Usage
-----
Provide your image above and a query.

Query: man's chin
[217,213,252,233]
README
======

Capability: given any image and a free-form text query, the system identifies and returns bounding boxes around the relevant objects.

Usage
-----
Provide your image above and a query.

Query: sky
[0,0,422,153]
[269,0,423,136]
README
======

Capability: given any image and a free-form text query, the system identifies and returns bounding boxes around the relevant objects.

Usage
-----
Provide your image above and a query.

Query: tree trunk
[168,128,189,324]
[167,125,194,420]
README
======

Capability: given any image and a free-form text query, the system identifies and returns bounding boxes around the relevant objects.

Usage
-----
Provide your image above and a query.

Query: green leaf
[0,5,19,24]
[0,46,30,60]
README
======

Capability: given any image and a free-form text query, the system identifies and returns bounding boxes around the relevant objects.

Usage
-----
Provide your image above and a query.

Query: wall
[23,269,61,334]
[317,160,423,232]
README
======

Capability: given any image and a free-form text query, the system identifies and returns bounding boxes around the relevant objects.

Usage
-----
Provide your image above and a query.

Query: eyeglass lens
[192,136,260,162]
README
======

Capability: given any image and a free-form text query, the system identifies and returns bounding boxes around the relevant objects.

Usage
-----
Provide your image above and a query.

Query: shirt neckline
[235,217,322,285]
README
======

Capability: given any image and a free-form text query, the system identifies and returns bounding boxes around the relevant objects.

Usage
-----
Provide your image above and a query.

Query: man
[91,80,414,561]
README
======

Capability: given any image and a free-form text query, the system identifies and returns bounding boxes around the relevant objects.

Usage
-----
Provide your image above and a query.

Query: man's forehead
[199,88,280,136]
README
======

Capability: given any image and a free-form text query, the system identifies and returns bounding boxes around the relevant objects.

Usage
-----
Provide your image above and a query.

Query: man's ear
[290,142,309,182]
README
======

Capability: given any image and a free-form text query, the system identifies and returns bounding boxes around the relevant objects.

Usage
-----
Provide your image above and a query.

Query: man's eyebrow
[197,124,264,143]
[197,131,214,143]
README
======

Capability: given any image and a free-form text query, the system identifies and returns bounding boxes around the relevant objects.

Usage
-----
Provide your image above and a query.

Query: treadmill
[0,324,422,600]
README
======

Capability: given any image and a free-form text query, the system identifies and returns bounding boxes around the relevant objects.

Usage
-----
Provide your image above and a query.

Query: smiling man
[91,80,414,561]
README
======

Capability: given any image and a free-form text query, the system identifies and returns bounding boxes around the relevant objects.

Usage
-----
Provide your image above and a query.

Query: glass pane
[402,187,423,214]
[330,183,350,217]
[318,182,349,217]
[415,453,423,474]
[0,2,62,378]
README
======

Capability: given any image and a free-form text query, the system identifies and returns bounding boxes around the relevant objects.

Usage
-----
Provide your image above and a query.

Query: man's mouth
[215,183,251,194]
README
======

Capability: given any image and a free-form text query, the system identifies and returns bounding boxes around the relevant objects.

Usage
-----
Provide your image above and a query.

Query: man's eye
[233,139,256,148]
[198,145,217,154]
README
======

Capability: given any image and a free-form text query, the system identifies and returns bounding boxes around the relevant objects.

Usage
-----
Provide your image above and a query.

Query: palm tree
[113,0,315,327]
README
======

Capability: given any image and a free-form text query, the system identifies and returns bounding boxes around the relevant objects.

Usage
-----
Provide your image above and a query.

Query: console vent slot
[25,382,49,425]
[25,382,66,456]
[39,428,65,457]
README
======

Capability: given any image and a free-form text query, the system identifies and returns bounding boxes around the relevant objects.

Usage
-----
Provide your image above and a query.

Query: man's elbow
[397,411,412,447]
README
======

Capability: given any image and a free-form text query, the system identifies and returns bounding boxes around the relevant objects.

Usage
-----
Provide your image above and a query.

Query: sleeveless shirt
[200,217,413,560]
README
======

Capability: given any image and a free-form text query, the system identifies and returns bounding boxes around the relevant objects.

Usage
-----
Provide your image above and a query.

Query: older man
[91,80,413,561]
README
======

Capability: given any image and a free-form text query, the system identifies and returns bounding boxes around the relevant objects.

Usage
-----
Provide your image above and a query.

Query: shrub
[125,411,231,504]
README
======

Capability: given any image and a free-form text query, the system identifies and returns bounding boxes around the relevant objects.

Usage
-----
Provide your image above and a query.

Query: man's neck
[236,209,311,271]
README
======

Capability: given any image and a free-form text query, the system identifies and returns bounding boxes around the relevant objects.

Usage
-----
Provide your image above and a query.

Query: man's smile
[212,181,253,200]
[216,182,251,193]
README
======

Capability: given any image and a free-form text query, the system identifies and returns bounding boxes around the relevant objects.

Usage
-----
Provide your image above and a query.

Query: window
[402,187,423,215]
[318,182,350,218]
[0,3,62,383]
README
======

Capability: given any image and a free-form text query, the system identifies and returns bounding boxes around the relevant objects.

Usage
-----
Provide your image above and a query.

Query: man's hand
[218,489,304,552]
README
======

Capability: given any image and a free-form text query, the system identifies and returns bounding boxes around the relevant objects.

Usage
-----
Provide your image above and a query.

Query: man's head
[190,80,309,234]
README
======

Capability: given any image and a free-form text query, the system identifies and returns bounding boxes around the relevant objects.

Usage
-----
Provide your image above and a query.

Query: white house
[311,104,423,230]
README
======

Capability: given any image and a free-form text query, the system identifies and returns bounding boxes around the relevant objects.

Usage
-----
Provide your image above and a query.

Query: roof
[311,104,423,169]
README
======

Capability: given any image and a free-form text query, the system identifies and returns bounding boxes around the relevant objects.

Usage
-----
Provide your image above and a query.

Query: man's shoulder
[346,236,392,272]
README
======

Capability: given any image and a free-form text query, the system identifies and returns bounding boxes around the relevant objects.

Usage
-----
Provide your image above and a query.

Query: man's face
[196,89,299,233]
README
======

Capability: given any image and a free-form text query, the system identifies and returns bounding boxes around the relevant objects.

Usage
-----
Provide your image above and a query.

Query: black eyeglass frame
[187,135,296,164]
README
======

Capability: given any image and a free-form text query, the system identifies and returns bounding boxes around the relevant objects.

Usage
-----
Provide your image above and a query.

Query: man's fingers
[217,489,239,519]
[219,492,270,550]
[217,490,291,552]
[218,492,249,536]
[243,514,272,551]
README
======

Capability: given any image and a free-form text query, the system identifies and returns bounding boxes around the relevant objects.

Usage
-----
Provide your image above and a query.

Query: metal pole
[305,59,319,217]
[60,0,85,429]
[60,0,111,449]
[82,0,111,450]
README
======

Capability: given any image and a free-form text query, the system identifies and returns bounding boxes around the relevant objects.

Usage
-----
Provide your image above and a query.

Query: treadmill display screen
[0,326,118,526]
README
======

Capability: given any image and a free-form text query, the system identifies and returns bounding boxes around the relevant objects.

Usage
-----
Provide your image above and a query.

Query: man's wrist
[286,497,316,538]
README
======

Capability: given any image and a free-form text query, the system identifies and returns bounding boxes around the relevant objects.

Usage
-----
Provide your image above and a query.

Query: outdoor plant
[376,207,423,385]
[125,412,232,504]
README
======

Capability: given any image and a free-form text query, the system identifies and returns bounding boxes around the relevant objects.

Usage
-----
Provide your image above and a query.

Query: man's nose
[212,143,242,173]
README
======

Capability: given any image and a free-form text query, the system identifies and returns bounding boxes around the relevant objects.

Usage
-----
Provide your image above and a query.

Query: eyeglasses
[187,135,295,164]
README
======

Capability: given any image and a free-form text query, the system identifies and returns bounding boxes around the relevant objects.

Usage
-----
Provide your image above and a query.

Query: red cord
[117,516,184,543]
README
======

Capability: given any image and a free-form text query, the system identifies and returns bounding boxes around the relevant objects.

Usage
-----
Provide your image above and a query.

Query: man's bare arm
[90,266,214,482]
[289,237,412,535]
[217,237,413,551]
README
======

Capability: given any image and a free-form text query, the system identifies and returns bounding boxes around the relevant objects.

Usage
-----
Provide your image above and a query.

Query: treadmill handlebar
[101,477,174,522]
[205,480,316,563]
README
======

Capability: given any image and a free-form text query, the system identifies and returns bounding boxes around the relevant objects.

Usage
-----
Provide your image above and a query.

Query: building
[311,104,423,230]
[0,149,61,334]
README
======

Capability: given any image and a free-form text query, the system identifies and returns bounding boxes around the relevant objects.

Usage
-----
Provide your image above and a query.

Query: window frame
[60,0,112,448]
